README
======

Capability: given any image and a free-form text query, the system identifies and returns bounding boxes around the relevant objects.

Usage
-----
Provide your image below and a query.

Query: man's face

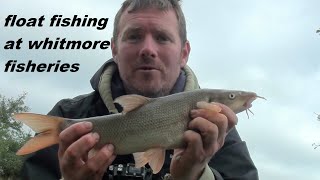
[112,8,190,97]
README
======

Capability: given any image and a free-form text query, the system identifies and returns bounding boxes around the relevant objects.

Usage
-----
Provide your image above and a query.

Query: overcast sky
[1,0,320,179]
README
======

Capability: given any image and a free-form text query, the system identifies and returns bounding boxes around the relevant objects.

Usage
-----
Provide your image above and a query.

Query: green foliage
[0,93,31,177]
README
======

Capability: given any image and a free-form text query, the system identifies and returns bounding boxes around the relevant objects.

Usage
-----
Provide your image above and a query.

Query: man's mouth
[137,66,158,71]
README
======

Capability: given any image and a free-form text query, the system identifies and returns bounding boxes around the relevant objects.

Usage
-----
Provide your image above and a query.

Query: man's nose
[139,35,157,59]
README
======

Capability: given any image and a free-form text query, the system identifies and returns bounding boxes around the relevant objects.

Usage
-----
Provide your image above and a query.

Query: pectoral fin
[133,148,166,174]
[114,95,151,113]
[196,101,222,112]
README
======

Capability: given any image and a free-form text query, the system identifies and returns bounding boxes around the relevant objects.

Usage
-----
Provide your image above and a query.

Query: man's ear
[180,40,191,68]
[111,37,118,62]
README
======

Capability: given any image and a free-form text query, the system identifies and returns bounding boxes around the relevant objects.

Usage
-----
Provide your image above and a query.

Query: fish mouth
[243,95,266,118]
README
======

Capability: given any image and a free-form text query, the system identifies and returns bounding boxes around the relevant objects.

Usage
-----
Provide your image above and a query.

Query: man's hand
[58,122,116,180]
[170,102,238,180]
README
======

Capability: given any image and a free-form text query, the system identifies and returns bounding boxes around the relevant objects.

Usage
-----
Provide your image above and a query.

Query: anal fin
[133,148,166,174]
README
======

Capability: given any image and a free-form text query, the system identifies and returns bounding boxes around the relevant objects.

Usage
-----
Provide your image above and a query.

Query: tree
[0,93,32,179]
[313,143,320,149]
[314,112,320,121]
[313,112,320,149]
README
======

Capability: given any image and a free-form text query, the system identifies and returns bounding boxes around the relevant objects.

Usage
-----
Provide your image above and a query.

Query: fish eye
[228,93,236,100]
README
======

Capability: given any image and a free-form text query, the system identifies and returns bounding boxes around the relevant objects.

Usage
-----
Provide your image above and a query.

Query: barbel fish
[13,89,265,173]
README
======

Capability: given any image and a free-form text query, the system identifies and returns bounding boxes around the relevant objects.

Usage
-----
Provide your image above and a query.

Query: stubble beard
[119,57,182,98]
[122,79,173,98]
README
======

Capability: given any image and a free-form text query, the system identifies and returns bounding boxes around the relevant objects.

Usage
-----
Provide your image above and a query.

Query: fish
[13,88,265,173]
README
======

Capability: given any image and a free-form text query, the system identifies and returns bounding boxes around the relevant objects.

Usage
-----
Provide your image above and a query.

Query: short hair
[113,0,187,45]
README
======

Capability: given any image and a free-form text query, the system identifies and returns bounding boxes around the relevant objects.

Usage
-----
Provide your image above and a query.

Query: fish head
[207,90,265,114]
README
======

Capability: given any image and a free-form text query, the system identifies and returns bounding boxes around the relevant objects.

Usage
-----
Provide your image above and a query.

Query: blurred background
[1,0,320,179]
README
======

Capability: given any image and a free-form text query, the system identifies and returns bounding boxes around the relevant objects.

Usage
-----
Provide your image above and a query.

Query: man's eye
[156,35,169,43]
[127,34,141,41]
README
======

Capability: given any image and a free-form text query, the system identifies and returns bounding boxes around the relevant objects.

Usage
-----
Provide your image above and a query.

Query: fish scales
[61,90,226,155]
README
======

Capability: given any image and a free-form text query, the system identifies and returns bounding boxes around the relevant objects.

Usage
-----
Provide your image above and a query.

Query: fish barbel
[13,89,265,173]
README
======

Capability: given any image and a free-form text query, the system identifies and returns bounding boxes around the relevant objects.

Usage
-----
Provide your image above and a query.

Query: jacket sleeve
[208,128,259,180]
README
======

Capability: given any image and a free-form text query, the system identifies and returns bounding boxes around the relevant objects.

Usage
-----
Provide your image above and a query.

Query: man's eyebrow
[121,26,175,41]
[123,26,173,34]
[123,27,143,35]
[154,27,175,40]
[154,27,171,34]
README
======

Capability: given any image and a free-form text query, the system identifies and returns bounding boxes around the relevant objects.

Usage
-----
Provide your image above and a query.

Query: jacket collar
[91,58,200,113]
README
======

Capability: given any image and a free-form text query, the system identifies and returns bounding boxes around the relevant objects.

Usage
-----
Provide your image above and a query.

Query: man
[21,0,258,179]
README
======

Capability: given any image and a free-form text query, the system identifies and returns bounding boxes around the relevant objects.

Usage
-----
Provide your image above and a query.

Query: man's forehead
[118,7,178,32]
[123,25,172,34]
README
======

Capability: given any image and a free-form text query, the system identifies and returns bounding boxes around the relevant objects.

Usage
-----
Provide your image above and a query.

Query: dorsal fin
[114,95,150,113]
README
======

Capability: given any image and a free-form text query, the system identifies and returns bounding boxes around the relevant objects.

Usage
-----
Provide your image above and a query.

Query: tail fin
[13,113,65,155]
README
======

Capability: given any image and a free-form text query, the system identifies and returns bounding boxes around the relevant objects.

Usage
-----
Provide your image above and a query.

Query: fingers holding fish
[59,133,116,178]
[170,130,206,180]
[58,121,109,180]
[60,144,115,180]
[170,106,232,179]
[183,130,205,162]
[192,102,238,133]
[63,132,100,163]
[213,102,238,131]
[190,106,228,149]
[59,133,99,179]
[190,108,228,124]
[58,121,93,157]
[188,117,221,153]
[81,144,116,179]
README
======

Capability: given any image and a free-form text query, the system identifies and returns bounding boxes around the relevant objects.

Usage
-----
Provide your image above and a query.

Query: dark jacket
[20,60,258,180]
